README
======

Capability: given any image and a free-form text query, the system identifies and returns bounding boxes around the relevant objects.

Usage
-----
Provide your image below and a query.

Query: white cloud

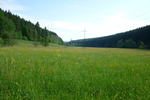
[8,11,150,41]
[0,0,26,11]
[36,12,149,41]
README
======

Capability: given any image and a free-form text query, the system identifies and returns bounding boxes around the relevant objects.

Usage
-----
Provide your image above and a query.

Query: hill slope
[0,8,64,46]
[69,25,150,49]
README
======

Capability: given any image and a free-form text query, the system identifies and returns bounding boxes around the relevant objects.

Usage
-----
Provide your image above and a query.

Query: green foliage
[137,41,146,49]
[22,36,28,41]
[16,31,22,39]
[116,39,124,48]
[116,39,146,49]
[0,31,17,46]
[71,25,150,48]
[40,27,49,47]
[41,37,49,47]
[0,9,64,46]
[0,47,150,99]
[123,39,136,48]
[33,28,38,41]
[0,37,3,45]
[9,39,17,46]
[21,26,31,40]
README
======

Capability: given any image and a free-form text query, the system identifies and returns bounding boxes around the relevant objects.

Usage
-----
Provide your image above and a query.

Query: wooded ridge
[68,25,150,49]
[0,8,64,47]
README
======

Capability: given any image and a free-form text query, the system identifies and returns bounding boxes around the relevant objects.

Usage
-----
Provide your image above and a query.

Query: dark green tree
[0,37,3,45]
[35,22,41,42]
[0,9,63,47]
[0,10,16,46]
[33,28,38,47]
[1,33,10,46]
[123,39,136,48]
[21,26,31,40]
[41,37,49,47]
[137,41,146,49]
[116,39,124,48]
[41,27,49,47]
[16,31,22,39]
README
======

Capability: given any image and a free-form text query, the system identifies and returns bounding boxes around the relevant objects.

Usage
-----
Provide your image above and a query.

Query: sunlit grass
[0,47,150,99]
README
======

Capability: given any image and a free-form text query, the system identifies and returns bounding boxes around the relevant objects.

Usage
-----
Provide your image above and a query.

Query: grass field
[0,45,150,99]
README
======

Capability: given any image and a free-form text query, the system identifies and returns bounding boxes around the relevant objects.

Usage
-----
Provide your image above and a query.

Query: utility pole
[82,29,87,47]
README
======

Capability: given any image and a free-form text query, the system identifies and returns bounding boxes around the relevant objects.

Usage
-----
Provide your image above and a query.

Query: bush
[123,39,136,48]
[0,37,3,43]
[22,36,28,40]
[116,39,124,48]
[10,39,17,46]
[137,41,146,49]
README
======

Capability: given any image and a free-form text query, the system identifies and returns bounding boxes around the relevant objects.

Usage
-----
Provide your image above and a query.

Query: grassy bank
[0,47,150,99]
[0,40,63,47]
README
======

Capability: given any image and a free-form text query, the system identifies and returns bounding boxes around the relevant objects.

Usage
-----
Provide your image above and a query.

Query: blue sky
[0,0,150,41]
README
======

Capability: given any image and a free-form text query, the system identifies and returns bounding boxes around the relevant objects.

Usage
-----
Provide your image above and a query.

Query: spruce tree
[41,27,49,47]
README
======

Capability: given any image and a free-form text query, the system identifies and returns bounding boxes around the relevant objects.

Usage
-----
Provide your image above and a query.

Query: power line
[128,10,150,21]
[116,0,150,27]
[82,29,87,40]
[119,9,150,28]
[82,29,87,47]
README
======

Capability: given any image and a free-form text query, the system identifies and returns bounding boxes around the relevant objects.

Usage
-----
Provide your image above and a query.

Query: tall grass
[0,47,150,99]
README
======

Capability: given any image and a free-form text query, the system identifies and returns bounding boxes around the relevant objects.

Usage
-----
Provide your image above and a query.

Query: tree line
[0,8,64,47]
[68,25,150,49]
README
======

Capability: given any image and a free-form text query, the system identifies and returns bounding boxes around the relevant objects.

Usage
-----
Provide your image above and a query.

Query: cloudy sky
[0,0,150,41]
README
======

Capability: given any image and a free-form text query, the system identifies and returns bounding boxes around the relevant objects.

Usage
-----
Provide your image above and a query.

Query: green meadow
[0,44,150,99]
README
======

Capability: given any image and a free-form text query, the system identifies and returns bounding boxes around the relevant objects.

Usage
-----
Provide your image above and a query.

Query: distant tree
[16,31,22,39]
[41,27,49,47]
[33,28,38,47]
[1,35,17,47]
[116,39,124,48]
[9,39,17,46]
[33,28,38,41]
[123,39,136,48]
[0,9,64,46]
[41,37,49,47]
[21,26,31,40]
[35,22,41,42]
[1,31,10,46]
[21,26,27,38]
[137,41,146,49]
[0,37,3,45]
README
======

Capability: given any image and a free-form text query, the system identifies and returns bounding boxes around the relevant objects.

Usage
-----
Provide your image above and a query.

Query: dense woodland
[0,8,64,47]
[68,25,150,49]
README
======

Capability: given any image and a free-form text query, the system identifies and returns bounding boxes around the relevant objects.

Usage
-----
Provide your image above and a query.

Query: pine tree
[35,22,41,42]
[33,28,38,47]
[41,27,49,47]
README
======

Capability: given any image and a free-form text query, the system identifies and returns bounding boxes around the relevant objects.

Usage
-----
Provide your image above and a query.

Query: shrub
[22,36,28,40]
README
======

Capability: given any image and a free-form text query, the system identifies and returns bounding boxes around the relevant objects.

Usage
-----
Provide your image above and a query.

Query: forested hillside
[0,8,63,47]
[69,25,150,49]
